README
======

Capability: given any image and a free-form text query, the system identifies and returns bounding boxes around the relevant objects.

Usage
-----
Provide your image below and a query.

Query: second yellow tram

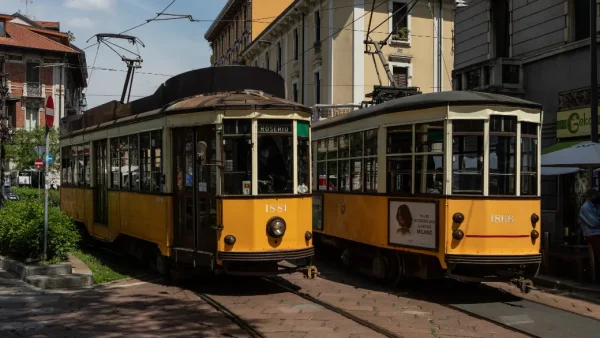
[311,91,542,291]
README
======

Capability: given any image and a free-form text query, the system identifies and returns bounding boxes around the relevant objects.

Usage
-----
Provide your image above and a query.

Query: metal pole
[0,57,7,204]
[437,0,443,92]
[43,126,49,260]
[591,0,598,143]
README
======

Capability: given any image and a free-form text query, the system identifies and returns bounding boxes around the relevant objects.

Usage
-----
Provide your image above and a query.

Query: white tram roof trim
[312,91,542,130]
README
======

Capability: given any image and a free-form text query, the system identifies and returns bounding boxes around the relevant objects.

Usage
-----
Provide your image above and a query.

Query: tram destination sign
[258,121,292,134]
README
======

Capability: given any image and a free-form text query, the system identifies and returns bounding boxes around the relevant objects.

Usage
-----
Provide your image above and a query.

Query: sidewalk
[534,274,600,297]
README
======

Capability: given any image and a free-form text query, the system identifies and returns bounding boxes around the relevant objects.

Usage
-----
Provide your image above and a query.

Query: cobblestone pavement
[0,269,249,337]
[276,271,524,338]
[487,281,600,320]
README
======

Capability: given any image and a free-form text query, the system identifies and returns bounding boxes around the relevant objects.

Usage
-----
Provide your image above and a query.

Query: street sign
[34,145,44,157]
[45,95,54,128]
[42,153,53,165]
[34,158,43,169]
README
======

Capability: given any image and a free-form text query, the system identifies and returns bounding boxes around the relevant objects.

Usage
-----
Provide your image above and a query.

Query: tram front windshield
[257,120,293,194]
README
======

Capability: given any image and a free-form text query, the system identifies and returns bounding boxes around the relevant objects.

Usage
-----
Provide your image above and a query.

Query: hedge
[0,200,80,262]
[11,187,60,207]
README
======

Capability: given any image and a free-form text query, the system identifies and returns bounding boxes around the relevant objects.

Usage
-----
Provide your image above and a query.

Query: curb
[534,276,600,295]
[0,255,92,289]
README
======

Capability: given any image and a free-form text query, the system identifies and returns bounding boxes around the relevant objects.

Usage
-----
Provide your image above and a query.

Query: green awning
[541,140,585,155]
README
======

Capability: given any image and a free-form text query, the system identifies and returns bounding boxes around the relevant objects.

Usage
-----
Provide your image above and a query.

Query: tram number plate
[266,204,287,213]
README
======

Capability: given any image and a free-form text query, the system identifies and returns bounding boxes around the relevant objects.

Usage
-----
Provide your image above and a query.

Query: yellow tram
[59,66,316,277]
[311,91,542,290]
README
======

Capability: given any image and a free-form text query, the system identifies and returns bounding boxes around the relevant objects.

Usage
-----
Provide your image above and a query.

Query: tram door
[173,126,217,253]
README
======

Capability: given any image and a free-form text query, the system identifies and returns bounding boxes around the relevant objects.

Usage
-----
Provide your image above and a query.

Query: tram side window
[387,125,412,194]
[61,146,71,186]
[364,129,378,192]
[338,135,350,191]
[257,119,293,194]
[119,137,130,190]
[151,130,163,193]
[311,141,318,191]
[110,138,120,189]
[350,132,363,191]
[129,135,140,191]
[316,139,327,191]
[140,133,152,191]
[73,146,81,186]
[326,137,338,191]
[83,144,90,187]
[414,122,444,194]
[297,121,310,194]
[222,119,252,195]
[521,122,538,195]
[452,120,484,194]
[489,116,516,195]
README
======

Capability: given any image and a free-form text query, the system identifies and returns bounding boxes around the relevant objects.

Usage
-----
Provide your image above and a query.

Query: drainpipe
[437,0,443,92]
[302,11,306,105]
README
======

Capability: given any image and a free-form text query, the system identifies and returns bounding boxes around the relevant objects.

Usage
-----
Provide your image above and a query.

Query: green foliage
[393,27,410,40]
[67,30,75,42]
[5,127,60,172]
[0,201,79,262]
[11,187,60,208]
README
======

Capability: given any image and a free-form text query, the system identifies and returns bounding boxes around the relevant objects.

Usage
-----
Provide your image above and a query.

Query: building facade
[451,0,599,243]
[0,13,88,183]
[205,0,294,66]
[240,0,455,110]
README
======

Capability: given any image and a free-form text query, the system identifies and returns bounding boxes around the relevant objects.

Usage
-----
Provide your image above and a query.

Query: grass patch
[71,249,128,284]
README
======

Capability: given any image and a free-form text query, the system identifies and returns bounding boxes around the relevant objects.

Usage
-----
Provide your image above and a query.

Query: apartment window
[0,21,5,37]
[265,51,270,70]
[277,42,282,72]
[26,61,40,83]
[491,0,510,57]
[573,0,591,41]
[293,82,299,102]
[315,11,321,42]
[314,71,321,104]
[392,66,408,87]
[25,106,39,131]
[294,28,299,61]
[392,1,408,39]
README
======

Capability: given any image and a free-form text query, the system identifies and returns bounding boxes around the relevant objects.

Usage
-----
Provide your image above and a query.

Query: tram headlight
[531,213,539,227]
[531,230,540,240]
[305,231,313,241]
[266,217,287,238]
[224,235,236,245]
[452,212,465,224]
[452,229,465,240]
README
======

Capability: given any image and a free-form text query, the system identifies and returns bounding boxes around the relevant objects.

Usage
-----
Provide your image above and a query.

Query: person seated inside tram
[258,136,289,192]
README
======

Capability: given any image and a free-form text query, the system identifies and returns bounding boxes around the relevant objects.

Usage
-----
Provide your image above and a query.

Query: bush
[0,200,80,262]
[12,187,60,208]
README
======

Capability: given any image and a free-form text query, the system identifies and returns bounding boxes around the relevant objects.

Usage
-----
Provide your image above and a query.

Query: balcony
[22,82,46,98]
[452,58,524,96]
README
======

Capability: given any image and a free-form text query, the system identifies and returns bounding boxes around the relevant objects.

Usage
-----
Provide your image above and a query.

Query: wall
[252,0,294,40]
[453,0,489,69]
[512,0,567,58]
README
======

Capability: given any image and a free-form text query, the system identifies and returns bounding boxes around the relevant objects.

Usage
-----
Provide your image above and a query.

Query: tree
[5,127,60,174]
[67,30,75,42]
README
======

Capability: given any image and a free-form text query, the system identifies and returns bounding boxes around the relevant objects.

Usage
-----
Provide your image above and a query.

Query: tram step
[25,273,93,290]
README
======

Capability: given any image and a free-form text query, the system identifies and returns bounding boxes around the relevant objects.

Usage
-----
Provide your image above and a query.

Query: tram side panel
[317,193,448,270]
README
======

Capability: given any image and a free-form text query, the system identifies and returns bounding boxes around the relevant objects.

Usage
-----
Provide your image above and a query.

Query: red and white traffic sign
[45,95,54,127]
[35,158,43,169]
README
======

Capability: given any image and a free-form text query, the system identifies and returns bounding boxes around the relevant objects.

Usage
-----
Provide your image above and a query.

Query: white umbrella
[541,141,600,168]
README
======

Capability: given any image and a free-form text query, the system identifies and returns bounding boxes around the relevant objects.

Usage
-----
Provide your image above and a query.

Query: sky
[0,0,227,108]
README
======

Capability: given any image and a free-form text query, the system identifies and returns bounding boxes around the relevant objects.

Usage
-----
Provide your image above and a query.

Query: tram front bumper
[218,246,315,262]
[445,254,542,281]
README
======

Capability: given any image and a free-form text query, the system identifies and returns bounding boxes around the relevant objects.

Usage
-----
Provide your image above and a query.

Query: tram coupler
[301,265,319,279]
[511,277,535,294]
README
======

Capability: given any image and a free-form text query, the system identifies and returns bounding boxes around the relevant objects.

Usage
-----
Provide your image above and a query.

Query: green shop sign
[556,108,600,138]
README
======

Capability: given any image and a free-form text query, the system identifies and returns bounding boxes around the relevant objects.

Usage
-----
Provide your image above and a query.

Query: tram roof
[60,66,308,135]
[312,91,542,130]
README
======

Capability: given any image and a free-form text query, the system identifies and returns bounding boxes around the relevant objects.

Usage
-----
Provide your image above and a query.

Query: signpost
[35,158,43,199]
[42,95,54,261]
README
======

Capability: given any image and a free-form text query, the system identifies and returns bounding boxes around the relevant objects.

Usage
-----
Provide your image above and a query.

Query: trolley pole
[591,0,598,143]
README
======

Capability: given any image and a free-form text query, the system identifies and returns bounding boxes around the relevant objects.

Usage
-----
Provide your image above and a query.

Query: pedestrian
[578,189,600,280]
